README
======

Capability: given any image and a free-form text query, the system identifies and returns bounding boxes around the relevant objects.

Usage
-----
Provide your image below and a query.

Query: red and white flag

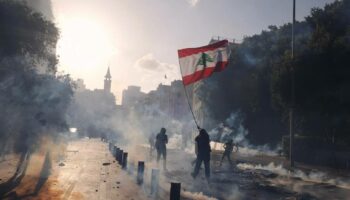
[178,40,230,86]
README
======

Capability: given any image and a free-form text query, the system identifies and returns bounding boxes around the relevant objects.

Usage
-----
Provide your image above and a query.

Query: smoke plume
[208,112,280,156]
[23,0,53,20]
[237,162,350,190]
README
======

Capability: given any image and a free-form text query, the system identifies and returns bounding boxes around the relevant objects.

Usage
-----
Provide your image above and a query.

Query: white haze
[208,112,280,156]
[237,162,350,190]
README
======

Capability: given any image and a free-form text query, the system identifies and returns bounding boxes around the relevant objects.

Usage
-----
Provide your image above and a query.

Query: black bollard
[119,150,124,164]
[113,146,117,157]
[122,152,128,169]
[151,169,159,195]
[115,148,120,161]
[170,182,181,200]
[137,161,145,185]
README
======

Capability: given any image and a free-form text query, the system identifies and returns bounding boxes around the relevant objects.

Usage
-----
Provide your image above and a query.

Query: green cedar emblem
[196,53,214,67]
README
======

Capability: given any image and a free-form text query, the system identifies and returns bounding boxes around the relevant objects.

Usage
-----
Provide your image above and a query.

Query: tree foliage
[0,0,73,153]
[199,0,350,146]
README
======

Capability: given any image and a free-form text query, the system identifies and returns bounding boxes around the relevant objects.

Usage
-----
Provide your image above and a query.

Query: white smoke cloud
[135,53,177,73]
[237,162,350,190]
[186,0,200,7]
[209,112,280,156]
[182,191,217,200]
[134,53,180,89]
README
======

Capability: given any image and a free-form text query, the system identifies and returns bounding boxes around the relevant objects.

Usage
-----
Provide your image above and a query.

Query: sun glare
[56,17,117,76]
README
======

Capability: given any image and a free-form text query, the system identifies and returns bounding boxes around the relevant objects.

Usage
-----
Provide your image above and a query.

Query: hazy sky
[52,0,335,103]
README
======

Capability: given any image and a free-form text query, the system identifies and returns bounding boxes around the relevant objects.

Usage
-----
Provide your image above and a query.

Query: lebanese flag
[178,40,230,86]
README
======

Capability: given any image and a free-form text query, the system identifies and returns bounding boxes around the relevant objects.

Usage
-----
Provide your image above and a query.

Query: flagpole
[178,66,200,129]
[182,82,200,129]
[177,40,230,130]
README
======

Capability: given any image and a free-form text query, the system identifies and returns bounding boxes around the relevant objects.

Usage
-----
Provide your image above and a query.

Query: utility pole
[290,0,296,168]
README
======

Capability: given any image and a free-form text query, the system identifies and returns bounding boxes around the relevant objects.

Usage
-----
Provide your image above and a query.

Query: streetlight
[290,0,296,168]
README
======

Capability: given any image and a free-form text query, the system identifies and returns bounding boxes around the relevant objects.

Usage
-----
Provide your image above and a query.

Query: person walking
[155,128,168,170]
[220,139,237,166]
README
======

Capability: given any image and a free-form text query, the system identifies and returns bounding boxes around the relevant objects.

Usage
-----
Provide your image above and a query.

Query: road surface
[1,138,350,200]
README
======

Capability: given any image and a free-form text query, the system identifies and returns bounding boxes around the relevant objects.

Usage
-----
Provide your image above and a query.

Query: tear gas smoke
[0,2,73,195]
[237,162,350,189]
[182,191,218,200]
[209,113,280,156]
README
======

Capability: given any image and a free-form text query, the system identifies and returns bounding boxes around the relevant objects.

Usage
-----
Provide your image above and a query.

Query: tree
[0,0,73,155]
[197,0,350,146]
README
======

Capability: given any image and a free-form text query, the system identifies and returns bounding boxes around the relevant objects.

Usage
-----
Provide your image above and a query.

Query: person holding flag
[177,39,230,128]
[191,128,211,180]
[178,39,231,181]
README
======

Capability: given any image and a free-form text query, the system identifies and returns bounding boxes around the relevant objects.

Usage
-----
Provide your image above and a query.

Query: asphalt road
[0,138,148,200]
[1,138,350,200]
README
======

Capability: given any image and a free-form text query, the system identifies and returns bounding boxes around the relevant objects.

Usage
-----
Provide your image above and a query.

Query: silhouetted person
[191,128,211,180]
[155,128,168,170]
[220,139,238,166]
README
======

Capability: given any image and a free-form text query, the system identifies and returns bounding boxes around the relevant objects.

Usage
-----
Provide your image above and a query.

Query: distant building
[155,84,171,112]
[68,67,117,137]
[75,78,86,92]
[122,80,189,121]
[122,86,146,107]
[72,66,117,108]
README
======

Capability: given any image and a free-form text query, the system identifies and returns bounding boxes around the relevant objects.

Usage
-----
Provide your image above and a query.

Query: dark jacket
[195,129,211,160]
[155,132,168,151]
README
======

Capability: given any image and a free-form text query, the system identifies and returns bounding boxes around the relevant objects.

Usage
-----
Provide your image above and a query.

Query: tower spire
[105,67,111,79]
[104,66,112,93]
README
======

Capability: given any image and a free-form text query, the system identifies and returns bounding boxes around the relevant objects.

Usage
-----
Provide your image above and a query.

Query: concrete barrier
[119,150,124,164]
[113,146,117,157]
[151,168,159,195]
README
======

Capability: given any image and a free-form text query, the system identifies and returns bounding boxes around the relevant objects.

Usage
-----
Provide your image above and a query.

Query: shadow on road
[0,151,30,198]
[0,151,52,199]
